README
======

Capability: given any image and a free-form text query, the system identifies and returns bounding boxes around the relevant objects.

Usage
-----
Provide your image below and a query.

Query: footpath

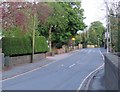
[88,68,106,91]
[88,48,106,91]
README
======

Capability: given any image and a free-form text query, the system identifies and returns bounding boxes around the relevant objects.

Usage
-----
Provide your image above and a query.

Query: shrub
[55,42,62,49]
[2,36,32,56]
[34,36,49,53]
[2,36,48,56]
[3,26,22,37]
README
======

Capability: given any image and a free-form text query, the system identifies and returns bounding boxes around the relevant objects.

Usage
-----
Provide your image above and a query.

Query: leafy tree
[2,2,86,49]
[37,2,86,48]
[88,21,105,46]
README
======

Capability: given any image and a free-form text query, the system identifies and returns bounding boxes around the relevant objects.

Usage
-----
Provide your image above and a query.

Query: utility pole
[104,0,110,53]
[117,2,120,52]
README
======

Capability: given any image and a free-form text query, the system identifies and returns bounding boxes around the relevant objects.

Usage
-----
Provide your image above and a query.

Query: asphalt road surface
[2,48,105,90]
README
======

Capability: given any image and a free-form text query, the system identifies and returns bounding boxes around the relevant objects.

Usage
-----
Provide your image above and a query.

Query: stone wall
[4,53,46,68]
[0,53,4,69]
[10,55,31,66]
[104,53,120,90]
[33,53,46,61]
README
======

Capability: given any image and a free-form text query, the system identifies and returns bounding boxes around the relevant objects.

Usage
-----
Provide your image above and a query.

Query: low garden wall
[3,53,46,68]
[2,36,49,69]
[50,46,80,55]
[104,53,120,90]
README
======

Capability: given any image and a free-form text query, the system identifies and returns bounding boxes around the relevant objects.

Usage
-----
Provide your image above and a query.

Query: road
[2,48,105,90]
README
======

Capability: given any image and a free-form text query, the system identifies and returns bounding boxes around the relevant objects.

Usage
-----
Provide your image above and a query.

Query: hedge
[34,36,49,53]
[2,36,48,56]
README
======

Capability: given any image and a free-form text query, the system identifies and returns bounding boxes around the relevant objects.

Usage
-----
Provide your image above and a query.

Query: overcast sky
[81,0,106,27]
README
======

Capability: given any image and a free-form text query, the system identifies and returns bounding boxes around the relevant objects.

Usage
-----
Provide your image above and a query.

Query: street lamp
[31,0,37,63]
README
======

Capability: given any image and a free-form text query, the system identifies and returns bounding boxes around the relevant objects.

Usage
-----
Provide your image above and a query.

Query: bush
[34,36,49,53]
[2,36,32,56]
[55,43,62,49]
[2,36,48,56]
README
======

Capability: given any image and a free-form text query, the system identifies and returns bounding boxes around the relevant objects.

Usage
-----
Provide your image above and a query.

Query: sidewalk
[2,52,73,80]
[89,68,106,90]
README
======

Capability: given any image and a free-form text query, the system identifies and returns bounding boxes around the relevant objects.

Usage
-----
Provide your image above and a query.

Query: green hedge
[35,36,49,53]
[2,36,48,56]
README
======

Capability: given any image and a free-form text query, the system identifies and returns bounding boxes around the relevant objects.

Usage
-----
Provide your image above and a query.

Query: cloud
[81,0,106,26]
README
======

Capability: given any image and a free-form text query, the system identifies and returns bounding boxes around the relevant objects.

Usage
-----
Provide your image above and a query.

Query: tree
[2,2,86,49]
[37,2,86,48]
[88,21,105,46]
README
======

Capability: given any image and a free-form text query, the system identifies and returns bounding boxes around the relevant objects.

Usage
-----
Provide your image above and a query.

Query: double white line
[76,49,105,91]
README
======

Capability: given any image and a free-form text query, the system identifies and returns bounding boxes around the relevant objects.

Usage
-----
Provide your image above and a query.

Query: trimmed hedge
[2,36,48,56]
[35,36,49,53]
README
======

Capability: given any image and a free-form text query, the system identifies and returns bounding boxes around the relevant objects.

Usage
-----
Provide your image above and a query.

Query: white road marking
[69,64,75,68]
[2,50,78,82]
[99,49,105,61]
[81,49,86,52]
[2,60,58,82]
[76,49,105,91]
[76,63,104,91]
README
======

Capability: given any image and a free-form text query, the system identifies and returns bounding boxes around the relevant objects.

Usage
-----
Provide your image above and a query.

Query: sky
[81,0,106,27]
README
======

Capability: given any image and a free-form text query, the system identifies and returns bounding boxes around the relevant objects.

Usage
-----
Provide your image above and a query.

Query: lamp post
[117,2,120,52]
[31,0,37,63]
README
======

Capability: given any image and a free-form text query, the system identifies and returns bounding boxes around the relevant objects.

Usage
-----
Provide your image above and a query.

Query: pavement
[87,48,106,91]
[88,68,105,90]
[2,48,106,90]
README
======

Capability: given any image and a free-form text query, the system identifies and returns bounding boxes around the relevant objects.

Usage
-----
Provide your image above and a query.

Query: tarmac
[2,52,72,80]
[2,50,106,90]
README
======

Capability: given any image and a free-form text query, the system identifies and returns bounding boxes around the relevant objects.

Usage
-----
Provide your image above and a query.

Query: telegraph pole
[104,0,110,53]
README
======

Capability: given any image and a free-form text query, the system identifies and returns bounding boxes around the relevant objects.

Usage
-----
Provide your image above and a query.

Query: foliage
[1,2,86,50]
[37,2,86,48]
[75,34,82,45]
[3,26,22,37]
[110,12,120,52]
[2,36,32,56]
[88,21,105,46]
[2,36,48,56]
[35,36,49,53]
